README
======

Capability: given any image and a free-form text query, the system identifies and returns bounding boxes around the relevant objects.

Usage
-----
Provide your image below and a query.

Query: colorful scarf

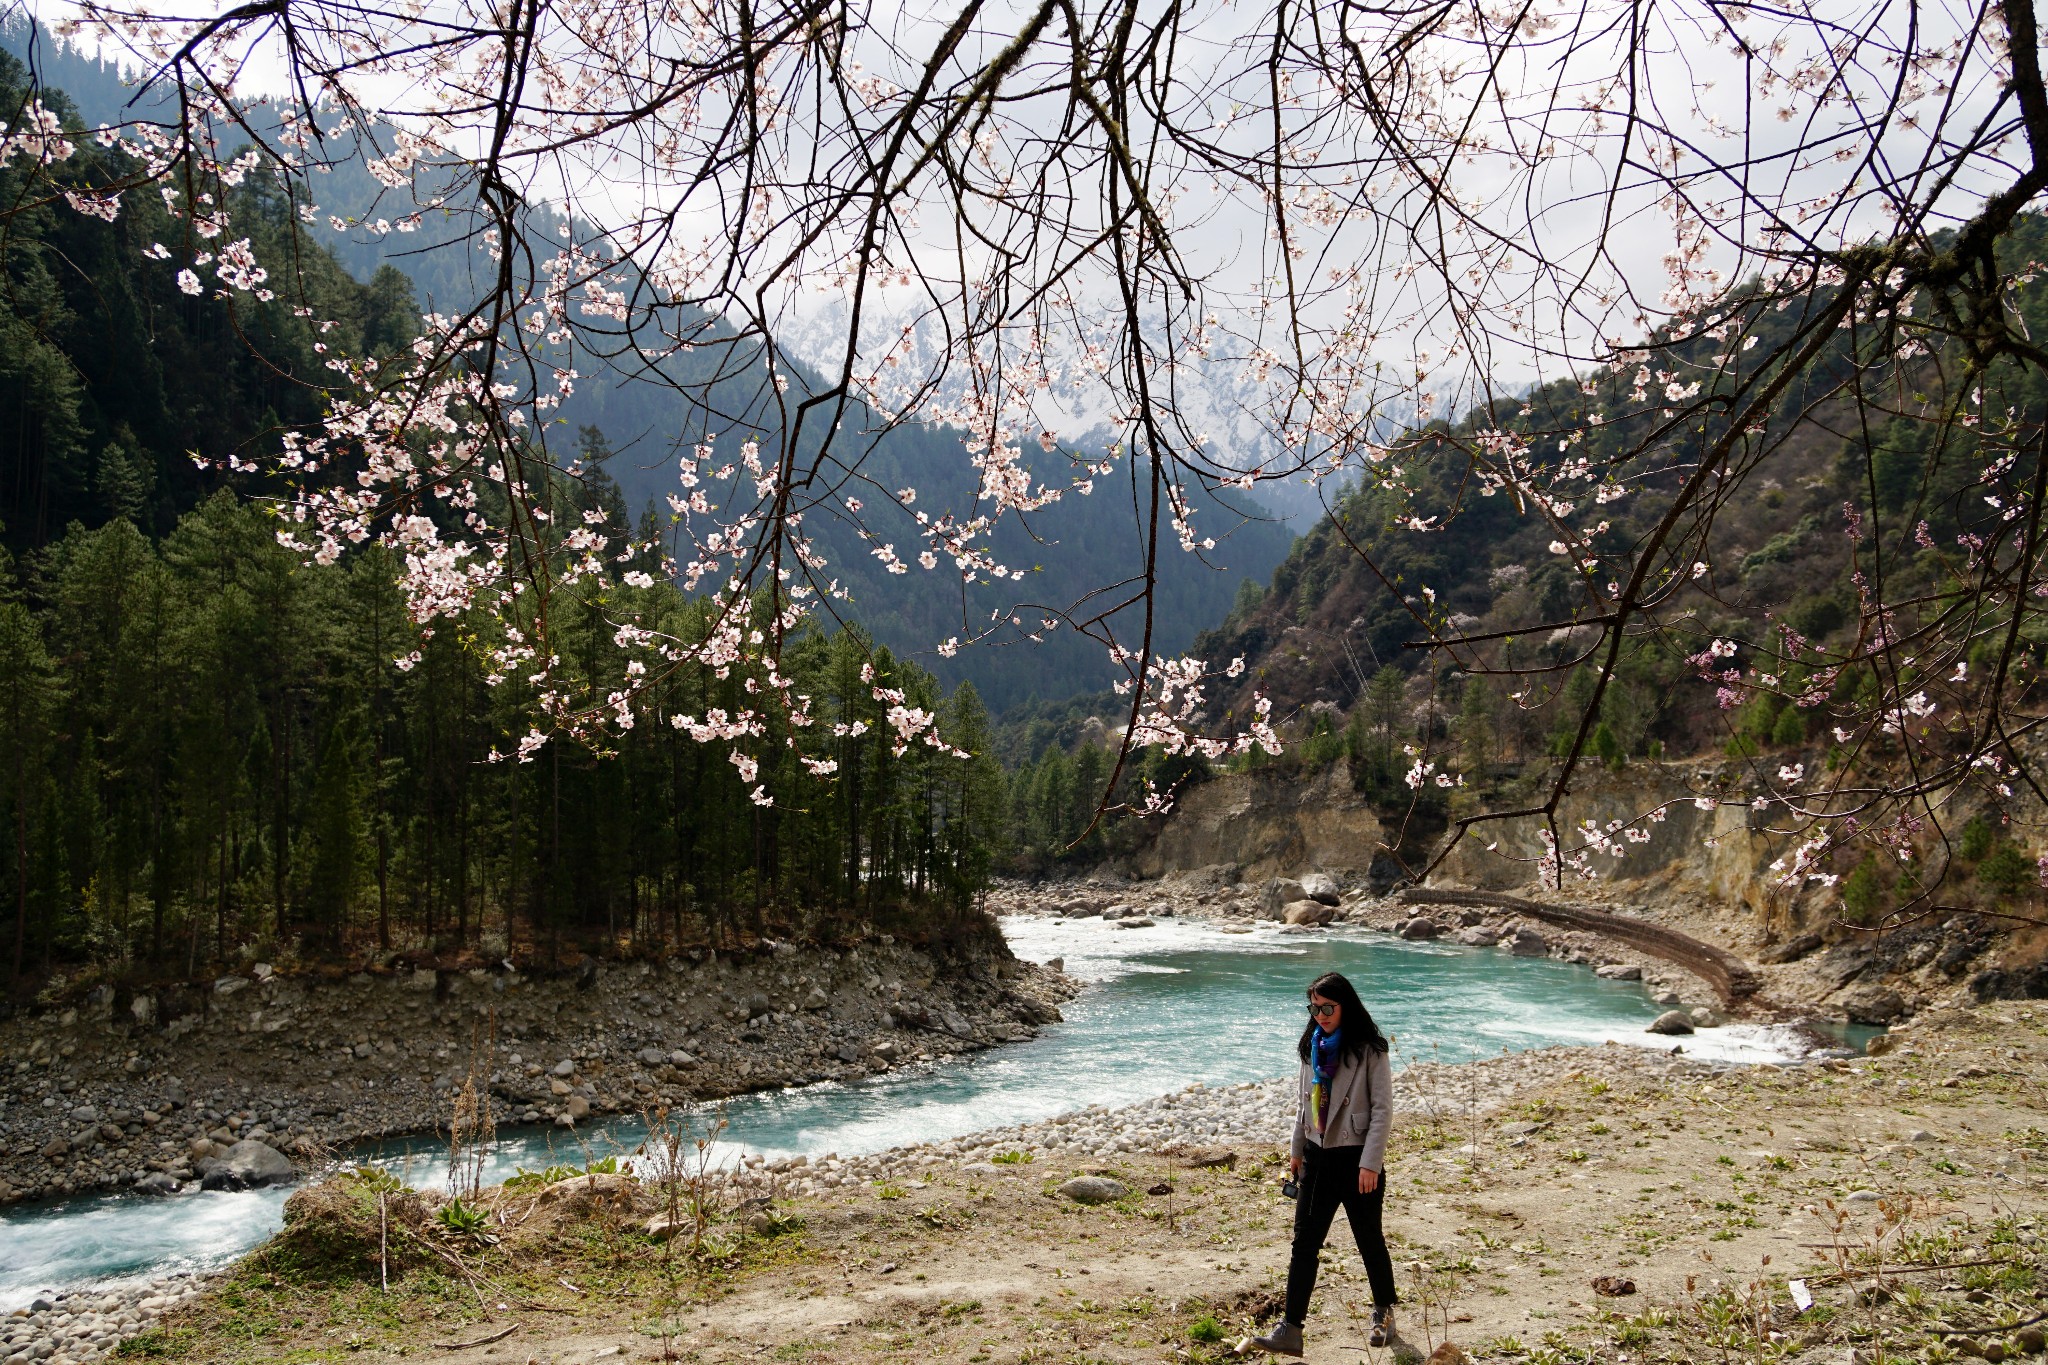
[1309,1026,1342,1135]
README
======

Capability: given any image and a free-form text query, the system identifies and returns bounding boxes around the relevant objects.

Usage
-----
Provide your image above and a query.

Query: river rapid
[0,915,1819,1309]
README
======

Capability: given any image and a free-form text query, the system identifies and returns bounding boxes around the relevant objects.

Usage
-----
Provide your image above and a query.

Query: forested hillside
[1186,214,2048,767]
[0,21,1296,713]
[993,216,2048,887]
[0,50,1011,987]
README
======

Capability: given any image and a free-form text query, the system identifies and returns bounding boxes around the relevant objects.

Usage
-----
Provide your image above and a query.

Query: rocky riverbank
[53,995,2047,1365]
[986,869,1986,1032]
[0,936,1076,1208]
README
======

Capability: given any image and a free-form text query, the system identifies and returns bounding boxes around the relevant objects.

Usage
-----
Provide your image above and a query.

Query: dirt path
[87,997,2045,1365]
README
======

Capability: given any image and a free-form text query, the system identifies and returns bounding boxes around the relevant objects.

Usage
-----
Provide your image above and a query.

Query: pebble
[0,1273,208,1365]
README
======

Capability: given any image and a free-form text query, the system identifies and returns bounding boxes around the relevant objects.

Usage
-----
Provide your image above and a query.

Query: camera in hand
[1280,1178,1299,1200]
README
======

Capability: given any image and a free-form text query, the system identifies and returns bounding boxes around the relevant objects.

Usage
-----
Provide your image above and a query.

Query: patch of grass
[1188,1315,1226,1343]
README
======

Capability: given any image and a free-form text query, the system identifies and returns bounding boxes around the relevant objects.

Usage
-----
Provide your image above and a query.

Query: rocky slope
[1104,750,2040,1020]
[0,937,1075,1207]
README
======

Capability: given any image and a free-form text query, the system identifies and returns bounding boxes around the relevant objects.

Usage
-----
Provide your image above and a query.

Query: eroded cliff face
[1118,764,1399,883]
[1125,757,1827,936]
[1432,760,1830,936]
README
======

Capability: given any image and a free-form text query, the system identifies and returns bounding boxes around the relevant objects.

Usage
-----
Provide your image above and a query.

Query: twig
[1928,1309,2048,1338]
[433,1324,518,1350]
[559,1276,587,1295]
[378,1192,389,1293]
[1806,1257,2017,1284]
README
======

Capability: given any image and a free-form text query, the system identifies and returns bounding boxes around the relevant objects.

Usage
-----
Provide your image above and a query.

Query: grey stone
[1283,901,1334,927]
[1844,1189,1880,1203]
[133,1172,180,1196]
[1454,924,1504,946]
[1057,1176,1128,1205]
[1260,879,1306,917]
[68,1105,97,1123]
[1298,873,1341,905]
[637,1047,665,1065]
[1112,917,1158,929]
[1839,984,1907,1025]
[1397,916,1441,940]
[1761,932,1825,964]
[668,1049,697,1067]
[1595,963,1642,981]
[1508,925,1548,957]
[1689,1007,1721,1028]
[213,976,249,996]
[197,1140,295,1191]
[1646,1009,1695,1036]
[552,1058,577,1077]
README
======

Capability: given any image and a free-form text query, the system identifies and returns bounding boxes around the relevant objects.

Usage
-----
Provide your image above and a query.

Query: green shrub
[1957,817,1995,861]
[1841,858,1884,924]
[1770,706,1807,747]
[435,1198,490,1237]
[1189,1316,1226,1344]
[1592,722,1623,769]
[1977,844,2036,898]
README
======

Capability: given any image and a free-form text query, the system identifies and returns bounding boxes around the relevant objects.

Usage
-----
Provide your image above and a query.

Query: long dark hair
[1296,971,1389,1065]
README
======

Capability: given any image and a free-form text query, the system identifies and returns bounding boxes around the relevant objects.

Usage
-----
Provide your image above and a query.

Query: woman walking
[1251,971,1397,1356]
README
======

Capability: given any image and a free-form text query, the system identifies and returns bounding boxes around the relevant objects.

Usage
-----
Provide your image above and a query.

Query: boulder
[552,1058,578,1077]
[1761,932,1825,964]
[1840,983,1907,1025]
[565,1094,592,1120]
[1057,1176,1128,1205]
[133,1172,180,1196]
[668,1049,698,1067]
[1112,917,1157,929]
[198,1139,296,1191]
[1103,904,1137,919]
[1283,900,1335,927]
[1689,1007,1721,1028]
[1646,1010,1695,1036]
[1595,963,1643,981]
[1507,925,1549,957]
[1397,916,1441,940]
[1298,873,1341,905]
[1454,924,1504,946]
[40,1137,68,1160]
[1261,879,1307,917]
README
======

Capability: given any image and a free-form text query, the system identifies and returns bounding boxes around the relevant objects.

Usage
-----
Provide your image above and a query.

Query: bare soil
[110,998,2047,1365]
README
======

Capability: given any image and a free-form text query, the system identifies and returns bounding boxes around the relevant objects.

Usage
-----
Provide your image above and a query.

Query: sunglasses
[1306,1000,1338,1018]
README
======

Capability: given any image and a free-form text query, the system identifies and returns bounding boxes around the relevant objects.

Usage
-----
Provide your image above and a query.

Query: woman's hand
[1290,1156,1303,1178]
[1358,1167,1380,1194]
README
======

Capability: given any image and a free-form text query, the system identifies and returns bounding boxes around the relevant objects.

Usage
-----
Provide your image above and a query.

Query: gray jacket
[1290,1043,1393,1172]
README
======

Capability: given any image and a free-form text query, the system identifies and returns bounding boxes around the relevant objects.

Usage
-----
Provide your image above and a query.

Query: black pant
[1284,1142,1396,1323]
